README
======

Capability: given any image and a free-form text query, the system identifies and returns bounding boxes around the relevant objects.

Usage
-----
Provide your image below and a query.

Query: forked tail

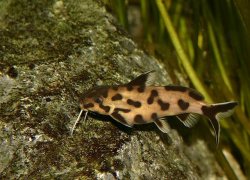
[201,101,238,145]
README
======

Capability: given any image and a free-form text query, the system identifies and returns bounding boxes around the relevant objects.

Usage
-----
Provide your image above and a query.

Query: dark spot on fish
[158,99,170,110]
[83,86,109,99]
[93,97,103,104]
[126,85,133,91]
[83,103,94,109]
[201,102,238,117]
[137,86,145,93]
[114,108,131,113]
[151,113,158,120]
[127,99,141,108]
[99,103,110,113]
[188,89,204,101]
[111,112,127,124]
[112,86,119,91]
[111,93,123,101]
[178,99,189,110]
[165,85,187,92]
[134,114,146,124]
[102,89,108,98]
[147,90,158,104]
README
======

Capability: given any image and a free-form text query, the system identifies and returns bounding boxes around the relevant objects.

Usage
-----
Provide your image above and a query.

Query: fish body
[82,86,204,124]
[76,71,237,145]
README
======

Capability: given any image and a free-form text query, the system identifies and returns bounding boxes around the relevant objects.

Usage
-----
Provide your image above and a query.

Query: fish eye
[93,96,103,104]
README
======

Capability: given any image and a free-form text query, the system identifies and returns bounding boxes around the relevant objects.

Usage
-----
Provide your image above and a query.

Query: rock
[0,0,225,179]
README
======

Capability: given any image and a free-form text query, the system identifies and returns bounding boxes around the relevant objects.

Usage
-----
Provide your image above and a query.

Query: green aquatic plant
[106,0,250,178]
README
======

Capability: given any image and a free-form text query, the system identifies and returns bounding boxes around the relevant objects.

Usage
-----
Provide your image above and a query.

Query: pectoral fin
[110,111,133,127]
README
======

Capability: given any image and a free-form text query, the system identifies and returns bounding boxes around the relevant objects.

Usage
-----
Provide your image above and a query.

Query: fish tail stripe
[201,101,238,145]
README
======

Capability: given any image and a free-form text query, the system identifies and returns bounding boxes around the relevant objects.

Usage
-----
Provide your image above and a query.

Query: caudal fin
[201,101,238,145]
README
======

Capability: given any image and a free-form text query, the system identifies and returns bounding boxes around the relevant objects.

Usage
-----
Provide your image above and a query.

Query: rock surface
[0,0,225,179]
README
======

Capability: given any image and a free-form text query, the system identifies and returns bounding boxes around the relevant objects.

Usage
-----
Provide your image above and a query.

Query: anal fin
[154,118,170,133]
[177,113,200,128]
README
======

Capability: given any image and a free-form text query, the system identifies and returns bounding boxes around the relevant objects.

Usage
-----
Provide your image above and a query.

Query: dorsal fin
[154,118,169,133]
[127,70,156,86]
[176,113,200,128]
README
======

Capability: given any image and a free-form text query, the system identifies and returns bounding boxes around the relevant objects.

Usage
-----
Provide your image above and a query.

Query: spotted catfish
[71,71,237,145]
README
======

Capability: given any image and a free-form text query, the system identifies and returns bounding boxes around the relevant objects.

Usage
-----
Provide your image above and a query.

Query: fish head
[79,86,110,114]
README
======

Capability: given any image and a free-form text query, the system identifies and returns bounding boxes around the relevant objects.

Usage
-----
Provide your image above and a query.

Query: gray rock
[0,0,225,179]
